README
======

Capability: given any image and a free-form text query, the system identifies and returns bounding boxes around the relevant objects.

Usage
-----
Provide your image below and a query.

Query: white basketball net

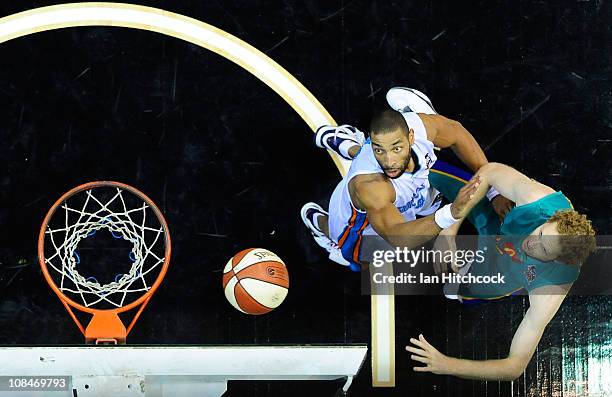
[43,187,166,309]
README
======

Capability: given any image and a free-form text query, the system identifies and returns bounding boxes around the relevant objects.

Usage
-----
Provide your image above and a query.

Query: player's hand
[406,334,453,375]
[450,175,481,219]
[491,195,514,221]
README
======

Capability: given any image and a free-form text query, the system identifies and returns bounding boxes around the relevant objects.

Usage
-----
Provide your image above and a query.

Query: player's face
[371,128,414,179]
[521,221,562,262]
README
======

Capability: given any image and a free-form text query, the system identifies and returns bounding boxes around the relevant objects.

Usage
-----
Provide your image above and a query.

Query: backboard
[0,345,367,396]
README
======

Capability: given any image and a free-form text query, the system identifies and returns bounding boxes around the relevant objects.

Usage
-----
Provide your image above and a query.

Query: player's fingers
[461,181,479,199]
[461,179,478,193]
[419,334,434,349]
[465,174,479,185]
[409,337,427,349]
[411,355,430,364]
[405,346,428,356]
[460,178,476,192]
[467,175,481,189]
[413,366,431,372]
[458,186,472,202]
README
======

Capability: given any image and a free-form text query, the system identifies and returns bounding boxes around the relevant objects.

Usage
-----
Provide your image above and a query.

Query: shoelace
[334,127,346,142]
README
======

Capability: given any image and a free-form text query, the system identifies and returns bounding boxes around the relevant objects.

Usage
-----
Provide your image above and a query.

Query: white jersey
[328,112,441,248]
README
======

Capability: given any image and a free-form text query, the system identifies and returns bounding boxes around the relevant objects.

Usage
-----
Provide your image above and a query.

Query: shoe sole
[386,87,438,114]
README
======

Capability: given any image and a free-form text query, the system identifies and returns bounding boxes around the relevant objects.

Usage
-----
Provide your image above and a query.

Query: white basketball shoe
[386,87,438,115]
[314,124,365,160]
[300,202,351,267]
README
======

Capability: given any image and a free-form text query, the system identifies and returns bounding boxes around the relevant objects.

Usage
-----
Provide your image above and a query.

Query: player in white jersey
[301,87,513,271]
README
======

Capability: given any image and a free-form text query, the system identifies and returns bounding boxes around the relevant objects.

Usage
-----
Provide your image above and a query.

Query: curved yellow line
[0,2,350,175]
[429,169,468,184]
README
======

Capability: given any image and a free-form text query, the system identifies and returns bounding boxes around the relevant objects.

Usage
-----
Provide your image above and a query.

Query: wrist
[435,204,459,229]
[443,355,462,376]
[438,354,458,376]
[486,187,500,201]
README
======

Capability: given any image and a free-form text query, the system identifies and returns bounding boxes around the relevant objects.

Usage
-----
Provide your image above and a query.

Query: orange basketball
[222,248,289,315]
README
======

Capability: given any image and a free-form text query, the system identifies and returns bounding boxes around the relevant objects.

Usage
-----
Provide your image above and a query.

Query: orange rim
[37,181,172,315]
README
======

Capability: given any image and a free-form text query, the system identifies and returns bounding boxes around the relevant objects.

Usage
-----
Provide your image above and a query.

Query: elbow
[496,368,523,382]
[503,359,527,381]
[475,162,502,182]
[478,162,502,175]
[446,118,464,130]
[507,369,523,382]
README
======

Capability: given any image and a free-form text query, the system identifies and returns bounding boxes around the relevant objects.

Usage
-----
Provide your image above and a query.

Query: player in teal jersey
[407,162,596,381]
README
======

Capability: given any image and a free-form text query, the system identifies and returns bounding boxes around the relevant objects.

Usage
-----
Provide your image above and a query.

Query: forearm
[446,356,522,381]
[425,115,488,173]
[383,216,442,249]
[448,124,488,173]
[452,173,489,218]
[474,162,554,206]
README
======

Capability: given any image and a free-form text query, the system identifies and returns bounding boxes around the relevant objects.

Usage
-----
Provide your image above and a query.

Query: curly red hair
[548,209,596,265]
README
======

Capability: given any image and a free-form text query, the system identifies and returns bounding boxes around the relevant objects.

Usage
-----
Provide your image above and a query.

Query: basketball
[222,248,289,315]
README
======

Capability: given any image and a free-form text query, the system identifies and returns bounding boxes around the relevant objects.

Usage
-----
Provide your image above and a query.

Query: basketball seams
[234,261,289,288]
[223,276,246,313]
[234,282,273,312]
[238,276,289,289]
[222,257,234,274]
[222,270,236,288]
[231,248,252,268]
[239,278,288,310]
[238,282,273,310]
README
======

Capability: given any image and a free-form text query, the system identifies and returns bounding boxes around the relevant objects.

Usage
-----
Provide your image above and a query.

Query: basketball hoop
[38,181,171,344]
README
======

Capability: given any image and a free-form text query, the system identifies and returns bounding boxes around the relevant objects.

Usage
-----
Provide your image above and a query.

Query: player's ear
[408,128,415,145]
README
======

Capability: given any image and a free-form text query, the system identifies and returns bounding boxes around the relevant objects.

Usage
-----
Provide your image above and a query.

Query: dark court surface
[0,1,611,396]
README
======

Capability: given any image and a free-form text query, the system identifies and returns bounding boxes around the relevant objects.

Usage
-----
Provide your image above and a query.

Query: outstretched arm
[406,284,569,381]
[421,114,488,173]
[420,115,514,218]
[454,162,557,220]
[351,175,480,249]
[475,162,556,206]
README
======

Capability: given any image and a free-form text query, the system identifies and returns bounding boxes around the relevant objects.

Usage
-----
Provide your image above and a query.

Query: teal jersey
[501,191,573,235]
[459,192,580,300]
